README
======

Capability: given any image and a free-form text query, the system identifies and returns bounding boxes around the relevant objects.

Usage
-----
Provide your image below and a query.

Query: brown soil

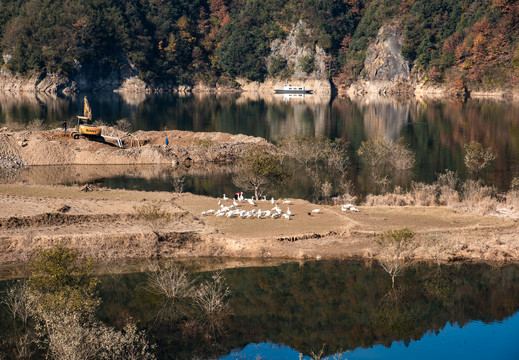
[0,184,517,265]
[0,127,272,167]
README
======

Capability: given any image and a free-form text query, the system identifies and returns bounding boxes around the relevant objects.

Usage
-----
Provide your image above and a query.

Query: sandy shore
[1,184,518,265]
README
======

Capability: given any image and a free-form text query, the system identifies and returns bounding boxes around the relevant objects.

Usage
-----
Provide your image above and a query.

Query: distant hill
[0,0,518,93]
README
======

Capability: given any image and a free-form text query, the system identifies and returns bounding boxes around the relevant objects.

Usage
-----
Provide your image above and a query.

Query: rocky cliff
[239,21,332,96]
[346,24,414,97]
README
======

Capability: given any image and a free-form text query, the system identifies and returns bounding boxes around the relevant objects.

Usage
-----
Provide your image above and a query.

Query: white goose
[272,205,281,213]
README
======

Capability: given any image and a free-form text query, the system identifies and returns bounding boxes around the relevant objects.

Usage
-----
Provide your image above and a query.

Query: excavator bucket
[84,96,92,124]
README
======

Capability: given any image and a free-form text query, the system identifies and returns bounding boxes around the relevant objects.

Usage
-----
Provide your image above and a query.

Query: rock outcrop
[346,24,414,97]
[240,21,332,96]
[0,57,150,94]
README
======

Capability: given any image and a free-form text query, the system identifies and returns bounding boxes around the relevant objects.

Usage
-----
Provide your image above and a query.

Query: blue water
[221,314,519,360]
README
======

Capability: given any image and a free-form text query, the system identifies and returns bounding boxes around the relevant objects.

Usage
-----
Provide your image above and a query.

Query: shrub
[376,228,416,288]
[378,228,415,245]
[115,118,132,133]
[464,141,496,175]
[232,145,285,200]
[299,53,316,74]
[357,137,414,172]
[25,245,157,360]
[436,169,460,191]
[410,182,438,206]
[134,203,172,236]
[460,179,497,214]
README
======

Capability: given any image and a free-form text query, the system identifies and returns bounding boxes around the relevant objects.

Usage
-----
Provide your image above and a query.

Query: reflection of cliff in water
[237,92,332,139]
[353,95,411,140]
[93,261,519,359]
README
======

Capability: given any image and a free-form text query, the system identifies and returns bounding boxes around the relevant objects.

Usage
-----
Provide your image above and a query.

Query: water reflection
[92,261,519,359]
[1,91,519,192]
[2,260,519,359]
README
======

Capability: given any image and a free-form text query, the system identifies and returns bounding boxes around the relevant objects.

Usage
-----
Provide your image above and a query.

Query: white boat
[275,84,312,94]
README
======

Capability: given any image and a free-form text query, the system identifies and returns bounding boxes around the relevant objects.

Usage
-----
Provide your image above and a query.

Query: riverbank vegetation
[1,245,156,359]
[1,0,518,90]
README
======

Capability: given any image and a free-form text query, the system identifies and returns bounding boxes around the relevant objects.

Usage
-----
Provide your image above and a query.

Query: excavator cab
[72,96,102,139]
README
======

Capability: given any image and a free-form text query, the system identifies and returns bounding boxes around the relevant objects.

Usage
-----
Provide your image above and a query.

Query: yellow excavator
[71,96,102,139]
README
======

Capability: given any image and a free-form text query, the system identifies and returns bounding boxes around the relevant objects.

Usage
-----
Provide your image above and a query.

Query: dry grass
[361,175,518,218]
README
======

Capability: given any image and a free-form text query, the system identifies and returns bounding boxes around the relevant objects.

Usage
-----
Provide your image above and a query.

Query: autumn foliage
[0,0,518,89]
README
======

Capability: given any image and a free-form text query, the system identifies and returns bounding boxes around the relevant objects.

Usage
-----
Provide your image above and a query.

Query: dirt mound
[0,131,25,169]
[0,212,137,230]
[1,127,272,167]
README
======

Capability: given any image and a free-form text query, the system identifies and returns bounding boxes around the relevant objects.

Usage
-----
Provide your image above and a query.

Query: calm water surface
[1,92,519,197]
[2,260,518,359]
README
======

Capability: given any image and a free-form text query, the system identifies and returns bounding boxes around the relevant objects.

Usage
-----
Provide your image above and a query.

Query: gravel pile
[0,133,25,169]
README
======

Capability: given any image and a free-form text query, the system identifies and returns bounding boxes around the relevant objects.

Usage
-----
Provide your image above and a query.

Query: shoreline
[1,74,519,102]
[1,183,518,265]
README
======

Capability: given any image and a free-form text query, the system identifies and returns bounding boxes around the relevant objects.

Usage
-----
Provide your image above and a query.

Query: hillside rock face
[347,24,413,96]
[364,25,410,82]
[269,21,328,81]
[240,21,332,96]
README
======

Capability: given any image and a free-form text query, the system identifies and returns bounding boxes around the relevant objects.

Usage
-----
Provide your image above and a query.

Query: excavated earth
[0,126,273,168]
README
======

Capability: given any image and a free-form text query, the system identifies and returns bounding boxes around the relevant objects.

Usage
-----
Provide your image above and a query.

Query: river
[1,260,518,359]
[1,91,518,199]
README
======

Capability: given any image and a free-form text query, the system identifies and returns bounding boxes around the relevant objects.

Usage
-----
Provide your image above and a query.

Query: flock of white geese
[201,193,358,220]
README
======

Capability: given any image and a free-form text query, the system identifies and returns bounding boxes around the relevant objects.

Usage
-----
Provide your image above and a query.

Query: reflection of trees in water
[372,285,417,345]
[34,261,519,359]
[0,92,72,128]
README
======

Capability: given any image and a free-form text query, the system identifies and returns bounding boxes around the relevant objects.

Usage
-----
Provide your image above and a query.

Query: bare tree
[147,262,194,299]
[376,228,416,288]
[192,272,231,338]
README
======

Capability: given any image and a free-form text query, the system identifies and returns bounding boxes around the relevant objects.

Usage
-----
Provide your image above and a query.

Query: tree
[464,141,496,175]
[299,53,316,74]
[375,228,416,288]
[232,145,285,200]
[26,245,156,360]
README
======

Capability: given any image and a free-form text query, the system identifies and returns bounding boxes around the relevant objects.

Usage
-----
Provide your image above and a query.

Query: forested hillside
[0,0,518,90]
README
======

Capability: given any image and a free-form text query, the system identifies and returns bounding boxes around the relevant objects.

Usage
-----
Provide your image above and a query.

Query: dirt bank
[0,127,272,168]
[0,184,518,265]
